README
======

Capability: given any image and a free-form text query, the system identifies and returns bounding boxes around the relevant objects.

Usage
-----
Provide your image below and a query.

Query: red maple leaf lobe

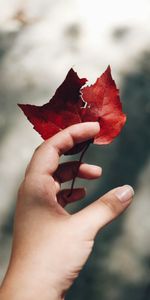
[18,67,126,154]
[81,66,126,144]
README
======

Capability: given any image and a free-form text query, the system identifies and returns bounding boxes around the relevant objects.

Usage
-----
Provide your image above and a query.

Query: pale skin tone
[0,122,134,300]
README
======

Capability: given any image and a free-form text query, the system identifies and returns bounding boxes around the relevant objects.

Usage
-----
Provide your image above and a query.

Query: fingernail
[115,185,134,203]
[91,165,102,173]
[91,122,100,129]
[95,122,100,128]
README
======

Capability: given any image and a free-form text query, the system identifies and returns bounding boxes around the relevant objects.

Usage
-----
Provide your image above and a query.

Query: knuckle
[59,131,74,153]
[34,144,42,154]
[101,195,122,216]
[34,140,45,155]
[65,130,74,146]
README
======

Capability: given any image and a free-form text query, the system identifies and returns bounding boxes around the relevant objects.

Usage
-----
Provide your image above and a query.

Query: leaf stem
[67,140,91,198]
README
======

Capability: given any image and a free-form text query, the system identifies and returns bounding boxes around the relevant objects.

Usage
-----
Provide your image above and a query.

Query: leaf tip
[106,65,111,73]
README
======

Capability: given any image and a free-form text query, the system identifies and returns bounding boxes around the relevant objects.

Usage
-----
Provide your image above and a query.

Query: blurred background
[0,0,150,299]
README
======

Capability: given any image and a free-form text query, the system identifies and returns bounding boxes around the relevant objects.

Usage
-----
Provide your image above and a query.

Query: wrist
[0,281,64,300]
[0,262,65,300]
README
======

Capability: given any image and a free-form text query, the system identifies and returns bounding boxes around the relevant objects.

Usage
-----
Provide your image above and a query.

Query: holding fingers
[55,161,102,206]
[24,122,101,209]
[0,122,134,300]
[27,122,100,175]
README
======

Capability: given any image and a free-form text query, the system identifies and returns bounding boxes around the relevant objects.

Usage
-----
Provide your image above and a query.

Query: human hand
[0,122,134,300]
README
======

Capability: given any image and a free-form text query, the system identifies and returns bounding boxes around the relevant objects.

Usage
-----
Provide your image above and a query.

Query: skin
[0,122,134,300]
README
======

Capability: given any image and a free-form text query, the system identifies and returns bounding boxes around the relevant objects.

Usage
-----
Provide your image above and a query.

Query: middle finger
[54,161,102,184]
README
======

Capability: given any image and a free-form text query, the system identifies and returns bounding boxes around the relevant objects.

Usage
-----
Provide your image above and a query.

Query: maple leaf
[81,66,126,145]
[18,67,126,155]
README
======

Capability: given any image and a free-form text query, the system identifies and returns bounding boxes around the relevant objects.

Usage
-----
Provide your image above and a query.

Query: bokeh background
[0,0,150,299]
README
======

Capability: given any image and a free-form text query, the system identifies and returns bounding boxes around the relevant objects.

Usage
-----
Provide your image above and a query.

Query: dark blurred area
[67,52,150,300]
[0,1,150,299]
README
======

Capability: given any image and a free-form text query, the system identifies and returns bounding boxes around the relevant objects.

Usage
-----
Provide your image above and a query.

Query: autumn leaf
[81,66,126,145]
[18,66,126,155]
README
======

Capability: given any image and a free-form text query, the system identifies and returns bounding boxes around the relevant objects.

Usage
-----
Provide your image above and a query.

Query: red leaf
[18,66,126,155]
[81,66,126,144]
[19,69,87,139]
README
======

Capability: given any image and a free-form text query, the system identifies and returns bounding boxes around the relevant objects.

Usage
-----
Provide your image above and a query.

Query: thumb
[74,185,134,239]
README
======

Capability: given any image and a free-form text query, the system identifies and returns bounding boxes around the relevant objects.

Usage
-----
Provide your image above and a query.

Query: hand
[0,122,134,300]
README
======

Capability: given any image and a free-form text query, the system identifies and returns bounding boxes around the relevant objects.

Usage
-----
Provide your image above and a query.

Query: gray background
[0,0,150,299]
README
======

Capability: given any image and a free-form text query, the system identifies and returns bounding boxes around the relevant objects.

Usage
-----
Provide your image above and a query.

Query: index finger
[27,122,100,175]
